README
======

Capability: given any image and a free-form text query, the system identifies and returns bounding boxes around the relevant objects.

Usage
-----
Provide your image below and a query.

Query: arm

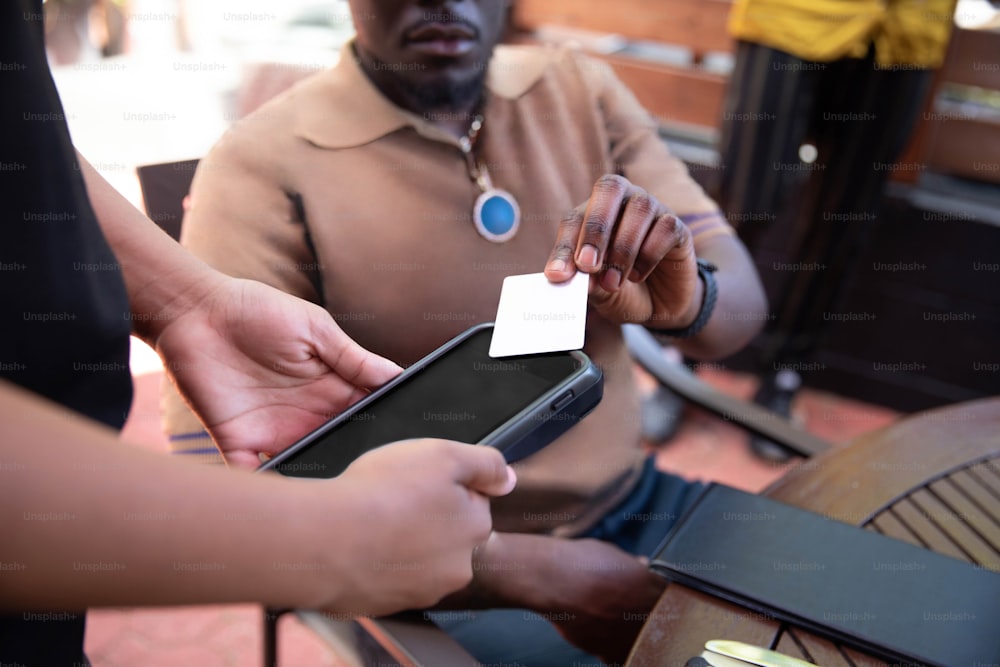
[685,229,767,359]
[437,532,664,665]
[76,151,225,347]
[0,380,514,615]
[78,154,398,467]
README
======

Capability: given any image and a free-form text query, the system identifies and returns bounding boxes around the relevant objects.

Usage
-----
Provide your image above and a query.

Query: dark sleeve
[0,0,132,429]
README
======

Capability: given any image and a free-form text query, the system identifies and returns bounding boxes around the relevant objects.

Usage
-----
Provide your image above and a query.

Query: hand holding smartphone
[259,323,603,479]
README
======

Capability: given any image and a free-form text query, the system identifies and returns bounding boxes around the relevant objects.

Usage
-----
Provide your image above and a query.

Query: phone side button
[551,390,576,411]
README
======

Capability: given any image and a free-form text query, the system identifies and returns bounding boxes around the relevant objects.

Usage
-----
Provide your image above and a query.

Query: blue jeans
[429,458,706,667]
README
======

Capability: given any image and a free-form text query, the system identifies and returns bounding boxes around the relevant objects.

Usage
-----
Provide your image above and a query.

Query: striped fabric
[717,40,933,368]
[168,431,224,464]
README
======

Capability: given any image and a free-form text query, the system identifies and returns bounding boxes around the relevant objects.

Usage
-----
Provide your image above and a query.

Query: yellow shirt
[729,0,958,67]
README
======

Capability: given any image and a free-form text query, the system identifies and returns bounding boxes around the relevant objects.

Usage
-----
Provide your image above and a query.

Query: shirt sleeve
[574,52,735,242]
[181,125,322,303]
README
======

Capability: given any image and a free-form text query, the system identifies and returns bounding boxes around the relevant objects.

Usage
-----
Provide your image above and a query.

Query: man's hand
[326,439,516,616]
[155,278,401,468]
[545,174,702,332]
[543,538,666,665]
[438,533,665,664]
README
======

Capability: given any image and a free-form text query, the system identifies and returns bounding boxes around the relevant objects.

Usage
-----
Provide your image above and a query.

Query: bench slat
[929,477,1000,555]
[907,487,1000,566]
[598,53,727,127]
[512,0,734,54]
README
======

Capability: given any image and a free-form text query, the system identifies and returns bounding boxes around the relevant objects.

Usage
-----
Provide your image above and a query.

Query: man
[1,3,515,664]
[165,0,768,663]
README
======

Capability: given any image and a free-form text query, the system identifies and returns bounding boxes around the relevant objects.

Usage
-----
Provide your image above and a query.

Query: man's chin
[397,68,488,113]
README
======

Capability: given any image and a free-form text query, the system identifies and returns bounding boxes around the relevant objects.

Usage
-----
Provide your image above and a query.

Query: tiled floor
[85,342,899,667]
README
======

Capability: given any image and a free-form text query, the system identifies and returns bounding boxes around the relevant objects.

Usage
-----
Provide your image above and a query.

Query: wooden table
[626,397,1000,667]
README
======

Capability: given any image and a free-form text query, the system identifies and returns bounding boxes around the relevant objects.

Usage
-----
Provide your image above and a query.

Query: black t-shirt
[1,1,133,663]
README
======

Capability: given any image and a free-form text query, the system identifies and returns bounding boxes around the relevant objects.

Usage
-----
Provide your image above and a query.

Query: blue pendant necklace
[460,113,521,243]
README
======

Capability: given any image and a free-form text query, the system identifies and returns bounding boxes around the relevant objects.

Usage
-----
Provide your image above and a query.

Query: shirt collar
[293,41,554,150]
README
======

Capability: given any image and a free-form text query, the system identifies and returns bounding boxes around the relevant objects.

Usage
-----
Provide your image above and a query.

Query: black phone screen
[272,328,584,478]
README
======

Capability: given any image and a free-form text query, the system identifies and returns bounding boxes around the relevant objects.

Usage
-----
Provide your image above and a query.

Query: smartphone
[258,323,603,479]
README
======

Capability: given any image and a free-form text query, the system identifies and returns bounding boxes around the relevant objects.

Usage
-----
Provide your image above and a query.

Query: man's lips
[404,22,477,56]
[407,22,476,42]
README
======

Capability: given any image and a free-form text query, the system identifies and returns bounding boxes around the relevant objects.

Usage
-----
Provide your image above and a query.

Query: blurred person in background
[43,0,129,63]
[717,0,958,460]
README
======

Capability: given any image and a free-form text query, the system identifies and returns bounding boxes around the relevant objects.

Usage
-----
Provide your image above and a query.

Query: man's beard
[393,67,487,114]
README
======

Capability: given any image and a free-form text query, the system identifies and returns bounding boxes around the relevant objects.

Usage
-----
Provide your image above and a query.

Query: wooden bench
[510,0,732,138]
[917,26,1000,184]
[509,0,1000,186]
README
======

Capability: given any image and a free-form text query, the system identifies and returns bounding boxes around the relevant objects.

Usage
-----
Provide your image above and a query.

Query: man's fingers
[545,206,585,281]
[602,192,659,291]
[447,443,517,497]
[575,175,629,273]
[631,212,689,282]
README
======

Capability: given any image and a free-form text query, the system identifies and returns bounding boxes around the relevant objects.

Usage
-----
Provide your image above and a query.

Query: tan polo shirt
[164,42,731,536]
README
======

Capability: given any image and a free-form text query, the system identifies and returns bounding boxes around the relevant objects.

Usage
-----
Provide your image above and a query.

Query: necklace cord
[459,114,493,192]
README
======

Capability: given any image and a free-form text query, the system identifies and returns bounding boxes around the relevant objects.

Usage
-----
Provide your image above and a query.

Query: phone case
[258,323,603,475]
